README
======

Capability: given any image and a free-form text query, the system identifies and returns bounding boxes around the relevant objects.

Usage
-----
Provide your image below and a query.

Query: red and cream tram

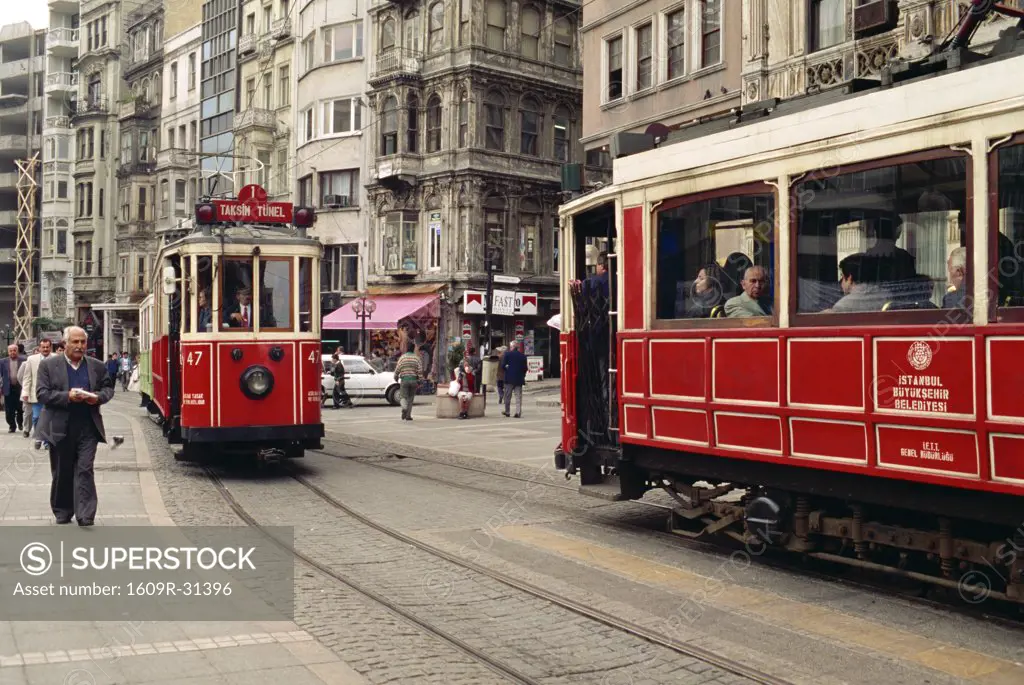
[143,184,324,462]
[557,35,1024,600]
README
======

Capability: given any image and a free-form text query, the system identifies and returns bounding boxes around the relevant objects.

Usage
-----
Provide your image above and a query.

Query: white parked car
[322,355,401,406]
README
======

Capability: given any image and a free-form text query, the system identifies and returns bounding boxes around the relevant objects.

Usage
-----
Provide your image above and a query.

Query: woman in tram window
[683,263,729,318]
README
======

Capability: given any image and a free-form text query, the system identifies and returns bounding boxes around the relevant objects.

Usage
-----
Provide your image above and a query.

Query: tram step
[578,476,626,501]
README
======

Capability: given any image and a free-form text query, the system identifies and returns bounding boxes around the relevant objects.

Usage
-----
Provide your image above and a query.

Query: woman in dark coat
[684,263,729,318]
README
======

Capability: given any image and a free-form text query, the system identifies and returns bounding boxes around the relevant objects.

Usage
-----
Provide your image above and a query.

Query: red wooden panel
[217,341,297,427]
[650,340,704,399]
[621,339,645,397]
[988,338,1024,420]
[299,342,322,425]
[713,339,779,405]
[788,339,863,409]
[560,333,577,454]
[152,336,168,419]
[623,404,649,439]
[876,425,979,478]
[180,343,214,428]
[714,412,782,454]
[651,407,708,445]
[990,434,1024,483]
[622,206,644,330]
[789,418,867,464]
[874,338,974,417]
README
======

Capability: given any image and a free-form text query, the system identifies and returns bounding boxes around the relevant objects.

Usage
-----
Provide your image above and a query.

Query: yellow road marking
[496,525,1023,682]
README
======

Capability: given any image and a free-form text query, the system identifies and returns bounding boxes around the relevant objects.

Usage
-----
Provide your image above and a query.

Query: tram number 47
[182,351,204,366]
[308,350,319,364]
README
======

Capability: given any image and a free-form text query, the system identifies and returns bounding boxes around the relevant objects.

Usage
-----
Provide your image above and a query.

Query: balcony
[157,147,195,169]
[117,220,155,238]
[119,96,157,121]
[72,276,115,295]
[270,18,291,41]
[43,161,72,174]
[369,48,423,86]
[0,135,28,154]
[41,254,71,273]
[239,34,258,56]
[117,160,157,178]
[0,55,44,81]
[234,108,277,133]
[47,27,79,57]
[45,71,77,96]
[72,96,108,119]
[374,155,422,185]
[44,115,71,131]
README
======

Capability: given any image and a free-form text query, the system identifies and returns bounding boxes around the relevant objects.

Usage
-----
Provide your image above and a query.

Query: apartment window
[138,187,147,221]
[382,211,418,272]
[85,183,93,216]
[246,13,255,35]
[303,34,314,71]
[484,197,506,272]
[484,92,504,151]
[58,180,68,200]
[381,97,398,155]
[278,65,290,106]
[256,150,271,187]
[75,184,83,217]
[426,96,442,152]
[520,98,539,156]
[407,95,419,152]
[521,7,540,59]
[276,149,288,194]
[636,22,653,91]
[99,130,106,159]
[520,203,539,273]
[170,62,178,99]
[175,179,186,215]
[381,17,396,50]
[119,256,128,293]
[160,180,169,218]
[298,175,313,207]
[57,227,67,255]
[322,97,361,135]
[427,210,442,270]
[607,36,623,100]
[137,257,146,292]
[458,91,468,148]
[320,170,360,207]
[701,0,722,66]
[667,9,685,79]
[119,187,130,222]
[404,11,421,53]
[263,80,272,109]
[139,130,151,161]
[188,52,196,90]
[189,122,197,151]
[428,2,444,53]
[811,0,845,51]
[486,0,506,51]
[280,0,289,18]
[552,218,559,273]
[188,178,197,207]
[554,17,573,67]
[245,77,256,107]
[98,188,103,217]
[301,106,315,143]
[324,21,363,62]
[553,107,570,162]
[263,6,272,31]
[322,244,359,292]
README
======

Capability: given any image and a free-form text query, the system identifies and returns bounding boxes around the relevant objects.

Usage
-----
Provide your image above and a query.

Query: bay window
[323,21,363,62]
[322,97,361,135]
[382,211,419,273]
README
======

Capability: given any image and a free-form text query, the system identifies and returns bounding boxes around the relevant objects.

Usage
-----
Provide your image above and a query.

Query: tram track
[203,462,792,685]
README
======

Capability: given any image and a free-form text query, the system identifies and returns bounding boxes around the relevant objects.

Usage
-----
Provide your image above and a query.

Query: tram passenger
[828,254,890,313]
[942,247,967,309]
[724,266,772,317]
[683,263,727,318]
[197,289,212,331]
[863,213,917,284]
[721,253,752,300]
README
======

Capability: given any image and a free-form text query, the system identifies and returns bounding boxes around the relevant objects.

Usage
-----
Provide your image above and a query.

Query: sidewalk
[0,399,366,685]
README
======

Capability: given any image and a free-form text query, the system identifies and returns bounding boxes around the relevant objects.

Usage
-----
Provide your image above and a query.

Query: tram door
[571,203,618,484]
[165,255,184,443]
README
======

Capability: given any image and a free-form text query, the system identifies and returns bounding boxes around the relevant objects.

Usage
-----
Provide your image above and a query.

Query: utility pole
[482,249,495,355]
[14,153,40,343]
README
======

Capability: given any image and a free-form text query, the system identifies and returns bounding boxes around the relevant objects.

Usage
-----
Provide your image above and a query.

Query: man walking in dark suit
[500,341,528,418]
[0,343,26,433]
[35,326,115,526]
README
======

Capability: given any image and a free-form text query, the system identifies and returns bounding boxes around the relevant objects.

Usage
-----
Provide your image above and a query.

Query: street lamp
[1,324,11,346]
[351,295,376,357]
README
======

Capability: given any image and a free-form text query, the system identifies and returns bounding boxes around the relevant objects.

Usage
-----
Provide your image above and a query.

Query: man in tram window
[223,286,259,328]
[863,211,916,284]
[828,254,890,313]
[942,247,967,309]
[724,265,772,317]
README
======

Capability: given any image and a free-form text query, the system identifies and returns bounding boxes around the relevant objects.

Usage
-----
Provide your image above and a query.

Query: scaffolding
[14,153,39,343]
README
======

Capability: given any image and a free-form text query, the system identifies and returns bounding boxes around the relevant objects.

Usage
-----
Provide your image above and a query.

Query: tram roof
[561,37,1024,219]
[163,224,321,251]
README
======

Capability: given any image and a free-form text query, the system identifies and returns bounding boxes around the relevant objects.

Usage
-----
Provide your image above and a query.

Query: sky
[7,2,50,30]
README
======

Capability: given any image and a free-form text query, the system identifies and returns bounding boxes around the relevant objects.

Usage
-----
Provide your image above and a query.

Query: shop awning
[322,293,439,330]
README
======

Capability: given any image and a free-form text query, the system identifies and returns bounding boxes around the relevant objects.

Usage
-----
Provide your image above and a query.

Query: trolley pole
[483,253,495,355]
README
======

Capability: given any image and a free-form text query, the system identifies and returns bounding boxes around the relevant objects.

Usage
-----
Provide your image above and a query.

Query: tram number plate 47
[184,351,204,366]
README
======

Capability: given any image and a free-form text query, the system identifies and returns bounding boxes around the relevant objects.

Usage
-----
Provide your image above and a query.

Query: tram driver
[724,266,773,317]
[223,286,274,328]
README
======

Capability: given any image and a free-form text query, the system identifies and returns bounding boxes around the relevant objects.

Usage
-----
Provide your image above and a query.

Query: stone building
[359,0,583,374]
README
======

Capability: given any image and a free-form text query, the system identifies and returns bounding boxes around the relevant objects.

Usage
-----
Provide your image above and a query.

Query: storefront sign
[461,319,472,340]
[514,320,524,341]
[526,356,544,382]
[462,291,539,316]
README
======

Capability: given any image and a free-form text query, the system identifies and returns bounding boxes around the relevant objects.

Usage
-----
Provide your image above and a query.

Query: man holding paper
[35,326,115,526]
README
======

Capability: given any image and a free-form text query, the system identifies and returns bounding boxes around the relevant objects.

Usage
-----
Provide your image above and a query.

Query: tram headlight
[240,365,274,399]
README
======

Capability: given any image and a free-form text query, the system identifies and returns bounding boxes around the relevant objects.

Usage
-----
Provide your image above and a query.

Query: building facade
[40,2,79,328]
[71,0,124,351]
[199,0,239,197]
[580,0,741,168]
[362,0,583,375]
[0,22,45,336]
[293,0,368,323]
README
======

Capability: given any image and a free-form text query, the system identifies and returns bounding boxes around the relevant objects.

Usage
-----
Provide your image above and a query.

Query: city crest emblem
[907,340,933,371]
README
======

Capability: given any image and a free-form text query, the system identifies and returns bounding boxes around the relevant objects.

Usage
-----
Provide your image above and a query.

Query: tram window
[996,142,1024,309]
[796,155,969,317]
[655,191,776,320]
[221,258,255,329]
[298,257,314,333]
[259,257,291,330]
[183,256,192,334]
[196,255,214,333]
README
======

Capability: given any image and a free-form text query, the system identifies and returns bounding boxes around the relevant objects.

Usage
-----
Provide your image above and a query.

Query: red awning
[322,293,439,330]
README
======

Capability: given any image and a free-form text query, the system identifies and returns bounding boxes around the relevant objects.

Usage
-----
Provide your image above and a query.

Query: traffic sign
[493,275,521,285]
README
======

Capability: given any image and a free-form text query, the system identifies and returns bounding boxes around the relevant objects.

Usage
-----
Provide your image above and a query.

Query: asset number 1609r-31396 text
[126,581,232,596]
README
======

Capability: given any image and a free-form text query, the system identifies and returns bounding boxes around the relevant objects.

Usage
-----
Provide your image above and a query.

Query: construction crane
[14,153,39,343]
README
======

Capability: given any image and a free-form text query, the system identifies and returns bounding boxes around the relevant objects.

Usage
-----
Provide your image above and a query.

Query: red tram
[557,35,1024,601]
[142,184,324,462]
